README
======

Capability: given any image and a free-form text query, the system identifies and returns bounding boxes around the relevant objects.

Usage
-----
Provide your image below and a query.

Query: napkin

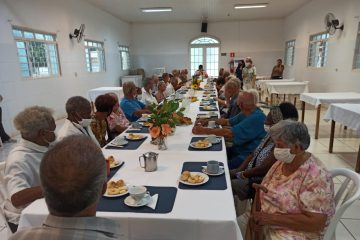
[147,194,159,210]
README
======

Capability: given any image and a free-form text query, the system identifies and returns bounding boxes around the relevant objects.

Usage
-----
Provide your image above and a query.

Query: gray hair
[271,120,310,150]
[122,81,136,96]
[14,106,54,138]
[40,135,106,216]
[65,96,91,114]
[225,78,241,90]
[240,89,259,106]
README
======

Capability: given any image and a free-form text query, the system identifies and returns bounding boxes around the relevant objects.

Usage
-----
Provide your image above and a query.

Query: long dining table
[17,81,243,240]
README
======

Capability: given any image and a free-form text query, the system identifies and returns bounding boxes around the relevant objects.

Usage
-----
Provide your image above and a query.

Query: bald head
[40,135,106,216]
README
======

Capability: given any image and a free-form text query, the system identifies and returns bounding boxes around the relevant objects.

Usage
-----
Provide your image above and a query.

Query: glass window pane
[13,29,23,38]
[45,35,54,41]
[24,31,34,39]
[35,33,44,40]
[16,41,25,48]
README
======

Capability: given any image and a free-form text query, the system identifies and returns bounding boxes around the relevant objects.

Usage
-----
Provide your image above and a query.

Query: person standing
[0,95,16,144]
[235,60,245,89]
[271,59,285,79]
[242,57,257,90]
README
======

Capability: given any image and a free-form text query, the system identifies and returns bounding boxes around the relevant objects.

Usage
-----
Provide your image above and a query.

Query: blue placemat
[105,137,148,150]
[188,137,222,151]
[97,186,177,214]
[126,126,150,134]
[178,162,227,190]
[196,114,219,121]
[108,162,125,179]
[199,106,218,111]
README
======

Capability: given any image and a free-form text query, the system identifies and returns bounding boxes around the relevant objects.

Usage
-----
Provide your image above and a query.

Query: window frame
[353,22,360,69]
[189,35,221,77]
[307,32,330,68]
[118,45,130,71]
[284,40,296,66]
[84,39,106,73]
[12,26,61,79]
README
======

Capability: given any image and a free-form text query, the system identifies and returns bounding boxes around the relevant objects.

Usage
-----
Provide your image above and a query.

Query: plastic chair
[0,162,11,239]
[324,168,360,240]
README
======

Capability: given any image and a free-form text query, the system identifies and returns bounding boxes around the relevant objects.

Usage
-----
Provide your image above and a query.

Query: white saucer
[202,167,225,176]
[205,137,221,144]
[110,160,124,169]
[124,194,152,207]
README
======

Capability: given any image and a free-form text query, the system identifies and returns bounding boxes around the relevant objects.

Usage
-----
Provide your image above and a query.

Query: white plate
[197,115,210,119]
[125,134,146,141]
[103,185,128,198]
[202,167,225,176]
[190,141,212,149]
[202,106,216,110]
[124,194,151,207]
[110,160,123,169]
[179,172,209,186]
[111,138,128,146]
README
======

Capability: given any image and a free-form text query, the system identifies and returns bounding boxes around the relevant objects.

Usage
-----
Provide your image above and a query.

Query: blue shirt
[228,108,266,168]
[120,98,145,122]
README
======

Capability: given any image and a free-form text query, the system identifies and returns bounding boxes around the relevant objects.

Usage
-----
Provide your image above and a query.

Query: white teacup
[207,160,220,174]
[208,121,216,128]
[128,186,149,202]
[207,134,218,143]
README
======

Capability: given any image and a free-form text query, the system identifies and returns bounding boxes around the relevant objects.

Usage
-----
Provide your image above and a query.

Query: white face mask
[264,125,271,132]
[274,147,296,163]
[245,62,251,67]
[79,118,92,128]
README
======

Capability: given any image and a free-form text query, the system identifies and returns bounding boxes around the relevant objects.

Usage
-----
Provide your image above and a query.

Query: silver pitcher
[139,152,158,172]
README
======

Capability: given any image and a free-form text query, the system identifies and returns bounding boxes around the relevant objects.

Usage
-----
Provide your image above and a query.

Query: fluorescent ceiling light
[141,7,172,13]
[234,3,268,9]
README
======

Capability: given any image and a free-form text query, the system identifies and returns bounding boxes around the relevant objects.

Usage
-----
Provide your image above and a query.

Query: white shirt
[165,83,175,98]
[57,119,100,147]
[3,138,48,224]
[141,88,157,106]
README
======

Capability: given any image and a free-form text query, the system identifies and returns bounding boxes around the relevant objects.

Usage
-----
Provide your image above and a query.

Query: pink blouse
[107,108,130,131]
[260,155,335,239]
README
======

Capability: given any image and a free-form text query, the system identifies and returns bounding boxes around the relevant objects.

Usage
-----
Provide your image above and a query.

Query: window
[190,36,220,77]
[284,40,295,66]
[353,23,360,69]
[307,32,329,68]
[84,40,105,72]
[119,45,130,70]
[12,27,60,78]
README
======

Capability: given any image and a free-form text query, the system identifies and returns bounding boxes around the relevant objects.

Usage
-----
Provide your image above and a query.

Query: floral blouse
[242,66,257,85]
[107,109,130,131]
[91,117,108,147]
[260,155,335,239]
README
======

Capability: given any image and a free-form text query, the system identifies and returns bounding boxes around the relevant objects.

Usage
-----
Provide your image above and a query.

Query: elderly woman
[242,57,257,90]
[91,94,116,147]
[246,120,335,239]
[107,93,129,139]
[120,81,150,122]
[165,77,178,97]
[231,102,298,212]
[155,81,167,103]
[3,106,56,232]
[141,77,158,106]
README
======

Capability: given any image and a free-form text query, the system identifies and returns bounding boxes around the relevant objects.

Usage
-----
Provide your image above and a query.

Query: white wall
[283,0,360,92]
[131,20,284,77]
[0,0,130,136]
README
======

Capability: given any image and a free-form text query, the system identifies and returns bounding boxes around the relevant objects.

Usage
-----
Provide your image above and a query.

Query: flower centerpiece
[191,76,201,90]
[147,99,185,150]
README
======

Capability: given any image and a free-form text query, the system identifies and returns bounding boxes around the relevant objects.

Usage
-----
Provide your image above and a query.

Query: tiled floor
[0,107,359,239]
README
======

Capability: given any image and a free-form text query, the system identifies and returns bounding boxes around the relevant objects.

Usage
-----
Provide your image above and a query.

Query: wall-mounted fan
[324,13,344,35]
[69,24,85,43]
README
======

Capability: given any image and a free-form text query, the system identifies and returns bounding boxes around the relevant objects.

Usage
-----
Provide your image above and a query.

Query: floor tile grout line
[340,220,357,240]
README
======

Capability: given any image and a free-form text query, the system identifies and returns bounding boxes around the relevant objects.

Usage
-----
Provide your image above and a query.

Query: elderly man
[3,106,56,233]
[193,89,266,169]
[57,96,99,147]
[10,135,124,239]
[141,77,158,106]
[121,81,150,122]
[219,78,241,119]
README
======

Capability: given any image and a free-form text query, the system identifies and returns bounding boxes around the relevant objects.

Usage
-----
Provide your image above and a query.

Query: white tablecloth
[256,79,295,89]
[88,87,124,102]
[265,81,308,95]
[18,83,243,240]
[300,92,360,107]
[122,75,143,87]
[324,104,360,133]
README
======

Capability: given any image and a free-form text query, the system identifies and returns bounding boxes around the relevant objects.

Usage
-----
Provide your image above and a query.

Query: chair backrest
[324,168,360,240]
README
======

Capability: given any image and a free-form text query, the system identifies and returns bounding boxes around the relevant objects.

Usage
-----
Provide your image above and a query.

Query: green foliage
[148,99,185,128]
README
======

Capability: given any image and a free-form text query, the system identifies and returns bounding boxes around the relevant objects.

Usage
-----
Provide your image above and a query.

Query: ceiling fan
[69,24,85,43]
[324,13,344,35]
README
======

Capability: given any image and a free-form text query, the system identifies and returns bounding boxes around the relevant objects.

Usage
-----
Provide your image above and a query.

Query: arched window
[190,36,220,77]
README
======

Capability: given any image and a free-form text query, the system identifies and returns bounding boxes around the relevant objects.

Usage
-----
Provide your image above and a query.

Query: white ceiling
[84,0,312,23]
